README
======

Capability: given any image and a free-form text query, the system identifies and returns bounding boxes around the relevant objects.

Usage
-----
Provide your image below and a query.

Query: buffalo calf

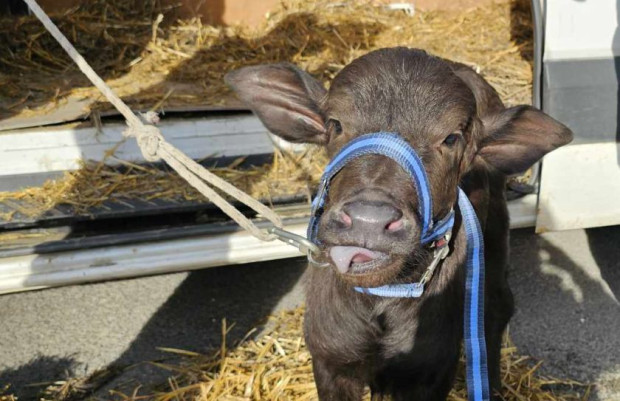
[226,48,572,400]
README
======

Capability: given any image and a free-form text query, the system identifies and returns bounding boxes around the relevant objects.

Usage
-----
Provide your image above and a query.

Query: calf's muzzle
[326,193,407,274]
[341,199,404,234]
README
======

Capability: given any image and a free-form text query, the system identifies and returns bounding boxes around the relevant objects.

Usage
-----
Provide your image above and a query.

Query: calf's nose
[341,200,404,234]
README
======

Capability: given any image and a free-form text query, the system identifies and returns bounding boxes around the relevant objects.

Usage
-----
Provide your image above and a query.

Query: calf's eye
[327,119,343,136]
[442,131,462,147]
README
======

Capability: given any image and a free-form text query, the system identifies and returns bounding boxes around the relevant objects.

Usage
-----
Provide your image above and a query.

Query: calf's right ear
[225,64,328,144]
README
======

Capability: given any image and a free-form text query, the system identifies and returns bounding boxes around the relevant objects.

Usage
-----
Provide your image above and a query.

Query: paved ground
[0,226,619,400]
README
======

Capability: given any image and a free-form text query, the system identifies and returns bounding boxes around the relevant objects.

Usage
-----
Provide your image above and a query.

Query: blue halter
[307,132,490,401]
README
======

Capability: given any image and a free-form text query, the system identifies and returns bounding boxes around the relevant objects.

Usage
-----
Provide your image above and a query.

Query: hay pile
[0,0,533,220]
[0,0,168,118]
[0,147,327,221]
[1,0,533,119]
[39,307,589,401]
[0,385,17,401]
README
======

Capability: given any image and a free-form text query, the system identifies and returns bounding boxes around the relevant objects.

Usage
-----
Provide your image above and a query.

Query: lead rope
[21,0,301,244]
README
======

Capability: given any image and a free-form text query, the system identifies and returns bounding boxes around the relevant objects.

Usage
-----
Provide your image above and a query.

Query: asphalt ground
[1,226,619,400]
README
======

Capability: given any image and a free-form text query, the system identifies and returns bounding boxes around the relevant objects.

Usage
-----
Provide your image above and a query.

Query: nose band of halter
[307,132,454,245]
[306,132,490,401]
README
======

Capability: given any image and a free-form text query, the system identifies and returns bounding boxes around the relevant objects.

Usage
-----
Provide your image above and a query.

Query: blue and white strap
[308,132,451,244]
[459,187,490,401]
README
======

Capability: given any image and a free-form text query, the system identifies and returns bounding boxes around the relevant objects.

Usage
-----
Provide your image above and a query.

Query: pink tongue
[329,246,385,273]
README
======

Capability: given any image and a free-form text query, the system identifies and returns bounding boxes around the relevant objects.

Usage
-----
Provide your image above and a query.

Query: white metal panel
[544,0,619,61]
[539,0,620,231]
[536,143,620,232]
[0,115,274,176]
[0,196,537,294]
[508,194,538,229]
[0,222,308,294]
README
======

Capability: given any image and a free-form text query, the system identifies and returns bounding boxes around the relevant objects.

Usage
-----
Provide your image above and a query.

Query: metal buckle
[307,250,330,268]
[419,233,451,286]
[267,227,329,268]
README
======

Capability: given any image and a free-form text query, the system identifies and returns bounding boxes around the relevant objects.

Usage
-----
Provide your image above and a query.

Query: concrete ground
[0,226,619,400]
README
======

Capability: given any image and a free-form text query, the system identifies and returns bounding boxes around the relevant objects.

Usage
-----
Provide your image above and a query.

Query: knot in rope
[124,124,163,162]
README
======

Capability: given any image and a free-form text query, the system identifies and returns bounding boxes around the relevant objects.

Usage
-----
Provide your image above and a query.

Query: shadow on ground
[0,257,306,400]
[587,225,620,301]
[508,227,620,399]
[93,257,307,398]
[0,356,78,400]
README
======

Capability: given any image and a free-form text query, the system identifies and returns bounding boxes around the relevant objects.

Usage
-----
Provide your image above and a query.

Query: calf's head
[226,48,572,287]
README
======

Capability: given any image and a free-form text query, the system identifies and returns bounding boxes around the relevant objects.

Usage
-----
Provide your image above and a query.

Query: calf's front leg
[312,357,365,401]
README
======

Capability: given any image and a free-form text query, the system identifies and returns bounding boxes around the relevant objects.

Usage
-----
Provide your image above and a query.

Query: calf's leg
[485,276,514,398]
[312,358,365,401]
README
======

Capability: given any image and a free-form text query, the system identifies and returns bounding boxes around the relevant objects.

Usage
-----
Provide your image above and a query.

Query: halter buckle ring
[267,227,329,268]
[419,233,452,286]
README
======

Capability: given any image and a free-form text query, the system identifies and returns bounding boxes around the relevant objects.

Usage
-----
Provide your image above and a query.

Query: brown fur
[226,47,573,400]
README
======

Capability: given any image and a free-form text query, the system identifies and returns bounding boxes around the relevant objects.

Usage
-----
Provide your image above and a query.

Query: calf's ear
[478,106,573,175]
[225,64,328,144]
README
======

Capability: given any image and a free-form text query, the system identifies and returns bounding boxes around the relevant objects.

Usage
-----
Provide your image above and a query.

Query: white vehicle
[0,0,617,293]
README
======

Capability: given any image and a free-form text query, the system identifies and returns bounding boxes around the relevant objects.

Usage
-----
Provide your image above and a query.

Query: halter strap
[308,132,450,244]
[460,187,490,401]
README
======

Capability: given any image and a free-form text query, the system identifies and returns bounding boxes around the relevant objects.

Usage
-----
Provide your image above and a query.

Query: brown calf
[226,47,572,400]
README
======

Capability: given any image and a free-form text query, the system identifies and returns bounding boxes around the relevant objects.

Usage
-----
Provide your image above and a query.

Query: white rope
[23,0,282,241]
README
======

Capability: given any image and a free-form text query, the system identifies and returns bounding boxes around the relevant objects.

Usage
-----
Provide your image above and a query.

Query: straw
[0,147,327,219]
[38,307,590,401]
[0,0,532,115]
[0,0,533,221]
[0,385,18,401]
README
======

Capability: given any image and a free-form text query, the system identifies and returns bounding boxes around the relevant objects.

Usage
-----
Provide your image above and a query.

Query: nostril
[340,211,352,228]
[385,218,404,232]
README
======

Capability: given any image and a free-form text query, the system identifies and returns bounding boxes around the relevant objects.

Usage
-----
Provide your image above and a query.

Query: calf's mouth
[315,186,417,285]
[329,246,390,274]
[324,243,409,287]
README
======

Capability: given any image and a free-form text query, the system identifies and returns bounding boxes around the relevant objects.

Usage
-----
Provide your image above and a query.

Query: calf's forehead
[326,49,476,139]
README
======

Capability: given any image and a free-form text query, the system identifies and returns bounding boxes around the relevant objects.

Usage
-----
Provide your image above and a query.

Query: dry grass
[0,0,166,117]
[0,146,327,219]
[39,307,590,401]
[0,0,533,221]
[0,0,533,116]
[0,385,18,401]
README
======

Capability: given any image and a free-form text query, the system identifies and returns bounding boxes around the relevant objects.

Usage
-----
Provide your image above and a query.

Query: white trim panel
[537,143,620,232]
[0,223,309,294]
[544,0,619,61]
[0,115,275,176]
[0,196,536,294]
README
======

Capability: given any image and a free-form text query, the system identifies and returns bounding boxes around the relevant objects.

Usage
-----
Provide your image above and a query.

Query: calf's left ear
[478,105,573,175]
